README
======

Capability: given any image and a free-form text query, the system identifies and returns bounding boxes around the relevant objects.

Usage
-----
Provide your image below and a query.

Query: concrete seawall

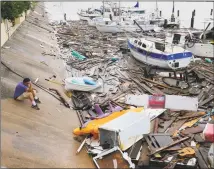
[1,3,94,168]
[1,10,31,47]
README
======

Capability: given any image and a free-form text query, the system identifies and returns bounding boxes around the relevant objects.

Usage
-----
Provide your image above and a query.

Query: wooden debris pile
[53,20,214,169]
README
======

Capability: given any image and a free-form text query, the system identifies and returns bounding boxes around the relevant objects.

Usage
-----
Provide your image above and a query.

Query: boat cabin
[133,39,166,52]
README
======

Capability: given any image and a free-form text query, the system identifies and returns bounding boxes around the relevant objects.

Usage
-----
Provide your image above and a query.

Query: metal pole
[156,0,158,17]
[119,0,121,21]
[103,0,104,17]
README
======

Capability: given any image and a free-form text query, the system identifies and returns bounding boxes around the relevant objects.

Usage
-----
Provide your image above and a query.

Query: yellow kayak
[73,107,144,138]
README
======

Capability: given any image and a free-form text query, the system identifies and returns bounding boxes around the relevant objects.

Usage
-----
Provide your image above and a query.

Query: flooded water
[45,1,213,30]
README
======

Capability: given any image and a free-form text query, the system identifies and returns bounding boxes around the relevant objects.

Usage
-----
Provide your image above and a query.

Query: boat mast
[103,0,104,17]
[156,0,158,18]
[119,0,121,21]
[172,0,174,14]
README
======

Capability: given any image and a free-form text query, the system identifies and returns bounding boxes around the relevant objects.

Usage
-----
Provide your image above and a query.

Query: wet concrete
[1,3,94,168]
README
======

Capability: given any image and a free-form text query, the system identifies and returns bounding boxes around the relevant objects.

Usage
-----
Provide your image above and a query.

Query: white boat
[165,19,214,58]
[164,14,180,28]
[96,19,162,33]
[65,77,101,91]
[163,1,180,28]
[96,21,124,33]
[77,8,102,21]
[120,21,161,32]
[88,17,112,27]
[128,38,193,69]
[149,0,165,27]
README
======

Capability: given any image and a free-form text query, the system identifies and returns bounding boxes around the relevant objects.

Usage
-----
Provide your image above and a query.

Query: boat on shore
[65,77,101,91]
[148,0,165,27]
[165,19,214,58]
[128,38,193,69]
[77,8,102,21]
[96,20,124,33]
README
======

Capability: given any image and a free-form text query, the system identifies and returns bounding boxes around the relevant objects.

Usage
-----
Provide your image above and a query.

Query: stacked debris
[53,20,214,168]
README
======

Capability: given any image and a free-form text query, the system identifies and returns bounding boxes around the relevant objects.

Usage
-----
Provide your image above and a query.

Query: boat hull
[96,24,124,33]
[186,43,214,58]
[77,13,101,21]
[128,40,192,69]
[88,19,96,27]
[129,48,192,69]
[121,24,160,32]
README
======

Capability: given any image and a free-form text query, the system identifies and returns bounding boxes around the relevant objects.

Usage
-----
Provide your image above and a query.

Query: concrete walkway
[1,3,94,168]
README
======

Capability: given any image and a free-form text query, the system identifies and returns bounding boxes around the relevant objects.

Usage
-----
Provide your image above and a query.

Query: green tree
[1,1,31,21]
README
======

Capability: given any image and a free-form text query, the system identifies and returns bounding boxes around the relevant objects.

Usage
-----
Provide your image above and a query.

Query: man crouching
[14,78,41,110]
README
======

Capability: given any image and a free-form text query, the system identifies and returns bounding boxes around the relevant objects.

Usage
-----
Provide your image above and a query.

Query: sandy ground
[1,3,94,168]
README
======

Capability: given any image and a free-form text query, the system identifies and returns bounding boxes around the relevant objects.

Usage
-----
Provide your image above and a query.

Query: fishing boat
[65,77,101,91]
[149,0,165,27]
[96,20,124,33]
[166,19,214,58]
[77,8,102,21]
[120,19,161,32]
[128,38,193,69]
[88,17,106,27]
[163,1,180,28]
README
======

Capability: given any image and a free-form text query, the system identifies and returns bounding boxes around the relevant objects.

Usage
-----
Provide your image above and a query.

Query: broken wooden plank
[194,147,209,169]
[177,112,206,120]
[132,78,155,94]
[153,118,159,133]
[137,141,150,167]
[199,95,214,106]
[158,117,177,133]
[149,137,190,156]
[181,125,205,135]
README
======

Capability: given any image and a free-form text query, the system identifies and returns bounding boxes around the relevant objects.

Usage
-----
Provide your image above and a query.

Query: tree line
[1,1,32,22]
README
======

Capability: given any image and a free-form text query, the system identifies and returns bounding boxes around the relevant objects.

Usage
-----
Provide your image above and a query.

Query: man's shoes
[31,104,40,110]
[35,99,41,104]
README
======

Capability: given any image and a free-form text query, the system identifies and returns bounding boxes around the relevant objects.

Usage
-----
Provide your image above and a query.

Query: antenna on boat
[102,0,104,16]
[156,0,159,18]
[119,0,121,21]
[172,1,175,14]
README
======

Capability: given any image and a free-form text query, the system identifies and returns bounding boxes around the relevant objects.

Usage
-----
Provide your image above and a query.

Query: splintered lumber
[177,112,206,120]
[149,137,190,156]
[199,95,214,106]
[140,76,187,93]
[153,118,159,133]
[130,77,155,94]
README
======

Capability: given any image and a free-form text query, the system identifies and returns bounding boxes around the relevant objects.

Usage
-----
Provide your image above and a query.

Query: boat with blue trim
[128,38,193,69]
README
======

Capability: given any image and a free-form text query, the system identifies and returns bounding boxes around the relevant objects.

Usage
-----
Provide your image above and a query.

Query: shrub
[1,1,31,21]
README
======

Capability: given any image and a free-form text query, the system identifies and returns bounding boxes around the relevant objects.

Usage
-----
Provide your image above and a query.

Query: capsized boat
[65,77,101,91]
[128,38,193,69]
